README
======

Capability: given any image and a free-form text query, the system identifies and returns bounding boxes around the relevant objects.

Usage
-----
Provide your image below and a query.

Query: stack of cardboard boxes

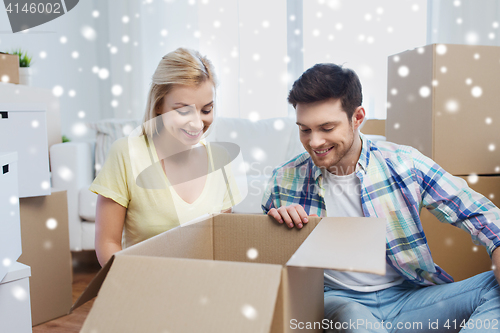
[386,43,500,281]
[0,85,73,327]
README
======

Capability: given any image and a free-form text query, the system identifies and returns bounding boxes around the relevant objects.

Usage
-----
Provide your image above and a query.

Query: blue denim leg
[324,286,389,333]
[323,271,500,333]
[377,271,500,333]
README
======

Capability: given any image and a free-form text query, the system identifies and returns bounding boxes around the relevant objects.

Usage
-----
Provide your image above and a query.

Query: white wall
[302,0,427,119]
[0,0,103,142]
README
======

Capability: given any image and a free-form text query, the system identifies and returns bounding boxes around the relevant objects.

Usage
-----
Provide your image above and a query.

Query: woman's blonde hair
[142,48,217,137]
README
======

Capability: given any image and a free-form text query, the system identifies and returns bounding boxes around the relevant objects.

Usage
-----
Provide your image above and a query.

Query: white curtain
[427,0,500,46]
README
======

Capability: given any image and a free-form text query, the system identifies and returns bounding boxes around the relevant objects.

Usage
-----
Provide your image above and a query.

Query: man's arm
[412,148,500,261]
[493,248,500,285]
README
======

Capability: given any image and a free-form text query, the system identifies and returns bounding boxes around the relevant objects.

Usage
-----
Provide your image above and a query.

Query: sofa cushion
[79,187,97,222]
[206,117,304,178]
[87,119,141,174]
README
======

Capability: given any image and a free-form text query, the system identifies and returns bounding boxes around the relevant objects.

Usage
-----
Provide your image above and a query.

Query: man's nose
[309,132,326,148]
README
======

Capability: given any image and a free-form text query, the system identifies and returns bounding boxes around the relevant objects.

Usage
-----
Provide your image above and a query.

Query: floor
[32,252,100,333]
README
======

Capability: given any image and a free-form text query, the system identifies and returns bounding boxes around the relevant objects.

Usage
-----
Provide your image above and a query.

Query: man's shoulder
[271,151,312,178]
[370,139,419,160]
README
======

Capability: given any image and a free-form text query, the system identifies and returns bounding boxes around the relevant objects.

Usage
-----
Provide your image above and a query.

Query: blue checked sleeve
[261,168,280,214]
[411,148,500,257]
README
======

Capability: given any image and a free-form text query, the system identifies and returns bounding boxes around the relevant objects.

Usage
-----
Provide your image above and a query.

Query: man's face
[296,98,358,173]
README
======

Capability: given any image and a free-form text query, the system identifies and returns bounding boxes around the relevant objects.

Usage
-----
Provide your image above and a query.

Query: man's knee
[325,298,372,321]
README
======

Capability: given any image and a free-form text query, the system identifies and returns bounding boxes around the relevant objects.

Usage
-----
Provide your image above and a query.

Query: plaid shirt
[262,134,500,286]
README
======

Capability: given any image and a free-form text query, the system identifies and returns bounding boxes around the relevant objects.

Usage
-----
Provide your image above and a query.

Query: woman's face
[157,80,215,146]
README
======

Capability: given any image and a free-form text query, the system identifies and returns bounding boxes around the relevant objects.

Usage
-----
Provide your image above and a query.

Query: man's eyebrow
[296,121,339,127]
[319,121,339,127]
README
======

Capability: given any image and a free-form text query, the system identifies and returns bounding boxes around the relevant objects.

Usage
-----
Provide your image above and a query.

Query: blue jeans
[323,271,500,332]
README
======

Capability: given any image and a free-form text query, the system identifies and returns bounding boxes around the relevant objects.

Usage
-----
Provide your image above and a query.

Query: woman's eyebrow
[173,101,214,107]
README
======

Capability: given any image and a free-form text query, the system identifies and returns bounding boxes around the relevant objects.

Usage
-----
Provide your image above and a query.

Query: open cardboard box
[72,214,386,333]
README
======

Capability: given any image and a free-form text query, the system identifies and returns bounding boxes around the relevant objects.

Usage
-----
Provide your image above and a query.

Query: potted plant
[10,49,32,85]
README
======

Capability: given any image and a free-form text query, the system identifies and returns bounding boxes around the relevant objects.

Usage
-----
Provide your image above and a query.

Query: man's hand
[492,248,500,285]
[267,204,318,229]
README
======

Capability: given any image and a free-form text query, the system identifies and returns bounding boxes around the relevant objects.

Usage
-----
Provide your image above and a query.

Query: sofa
[50,117,384,252]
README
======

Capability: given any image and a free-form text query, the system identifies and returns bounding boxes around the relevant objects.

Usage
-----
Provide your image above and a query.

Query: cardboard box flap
[213,213,322,265]
[119,215,214,260]
[0,262,30,284]
[70,255,115,312]
[81,255,283,333]
[286,217,387,275]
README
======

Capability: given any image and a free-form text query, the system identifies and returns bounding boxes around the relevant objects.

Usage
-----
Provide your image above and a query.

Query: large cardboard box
[386,44,500,176]
[0,52,19,84]
[360,119,385,137]
[18,189,73,326]
[0,262,32,333]
[420,175,500,281]
[72,214,386,333]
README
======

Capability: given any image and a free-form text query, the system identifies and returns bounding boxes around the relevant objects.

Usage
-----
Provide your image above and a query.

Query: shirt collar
[357,133,370,174]
[310,132,371,181]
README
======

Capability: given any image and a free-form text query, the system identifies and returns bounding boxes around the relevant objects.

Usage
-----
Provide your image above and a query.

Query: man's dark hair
[288,63,363,120]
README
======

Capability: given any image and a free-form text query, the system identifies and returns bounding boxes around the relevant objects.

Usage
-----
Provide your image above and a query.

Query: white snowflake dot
[112,85,123,96]
[419,86,431,98]
[241,305,258,320]
[46,218,58,230]
[60,36,67,44]
[398,66,409,77]
[436,44,447,55]
[467,173,479,184]
[98,68,109,80]
[81,26,96,41]
[445,99,459,113]
[52,85,64,97]
[471,86,483,98]
[246,248,258,260]
[485,117,492,125]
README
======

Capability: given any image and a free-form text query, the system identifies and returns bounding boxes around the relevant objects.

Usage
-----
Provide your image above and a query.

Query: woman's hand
[95,195,127,266]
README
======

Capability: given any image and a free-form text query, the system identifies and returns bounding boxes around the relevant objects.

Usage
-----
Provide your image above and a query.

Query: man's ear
[352,106,366,131]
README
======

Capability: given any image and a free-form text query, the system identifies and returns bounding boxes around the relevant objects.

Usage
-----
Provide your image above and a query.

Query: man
[262,63,500,332]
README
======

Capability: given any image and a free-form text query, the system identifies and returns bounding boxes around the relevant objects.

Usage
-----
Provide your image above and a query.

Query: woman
[91,48,240,266]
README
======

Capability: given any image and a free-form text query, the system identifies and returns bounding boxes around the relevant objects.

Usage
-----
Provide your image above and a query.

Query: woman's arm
[95,194,127,266]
